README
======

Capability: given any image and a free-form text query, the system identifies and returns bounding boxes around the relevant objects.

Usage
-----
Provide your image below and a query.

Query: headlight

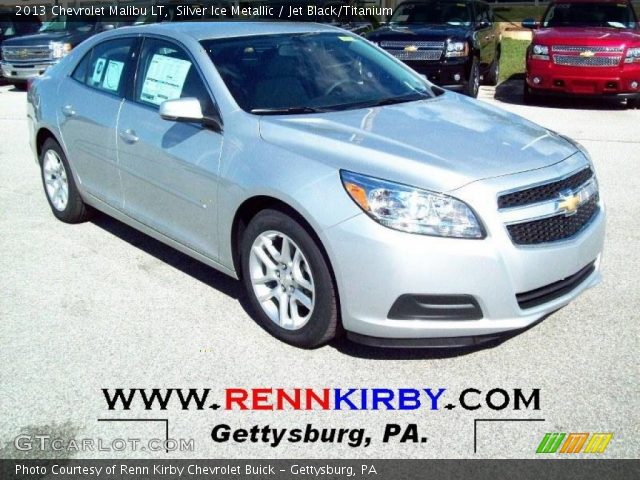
[624,46,640,63]
[340,171,484,238]
[445,41,469,58]
[531,44,549,60]
[51,42,72,59]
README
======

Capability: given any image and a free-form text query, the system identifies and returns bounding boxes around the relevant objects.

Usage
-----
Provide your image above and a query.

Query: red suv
[522,0,640,106]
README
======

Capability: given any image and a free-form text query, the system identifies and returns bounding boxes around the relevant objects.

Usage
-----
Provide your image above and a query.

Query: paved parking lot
[1,81,638,459]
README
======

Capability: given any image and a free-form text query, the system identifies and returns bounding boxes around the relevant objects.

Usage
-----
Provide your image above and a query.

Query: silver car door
[57,37,137,209]
[117,37,223,259]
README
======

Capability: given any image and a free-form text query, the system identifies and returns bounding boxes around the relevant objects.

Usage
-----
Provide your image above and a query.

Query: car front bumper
[526,59,640,97]
[400,58,470,92]
[1,61,55,81]
[322,157,605,346]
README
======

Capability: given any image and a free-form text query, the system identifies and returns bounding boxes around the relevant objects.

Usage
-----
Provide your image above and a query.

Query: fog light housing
[631,81,639,89]
[453,73,461,82]
[533,76,542,85]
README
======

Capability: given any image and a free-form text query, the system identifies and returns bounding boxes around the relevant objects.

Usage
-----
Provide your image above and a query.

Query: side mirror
[522,18,539,29]
[477,20,491,29]
[159,97,222,132]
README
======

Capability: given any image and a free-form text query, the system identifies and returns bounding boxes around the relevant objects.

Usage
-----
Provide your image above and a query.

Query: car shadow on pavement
[91,212,549,360]
[91,212,244,300]
[494,74,631,111]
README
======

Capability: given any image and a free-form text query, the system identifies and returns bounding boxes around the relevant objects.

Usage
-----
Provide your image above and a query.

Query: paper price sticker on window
[141,54,192,106]
[102,60,124,92]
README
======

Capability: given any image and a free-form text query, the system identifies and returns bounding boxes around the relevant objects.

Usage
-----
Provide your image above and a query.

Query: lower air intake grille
[516,261,595,309]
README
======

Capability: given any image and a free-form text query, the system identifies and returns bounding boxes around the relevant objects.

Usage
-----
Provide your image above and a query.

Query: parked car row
[4,0,640,107]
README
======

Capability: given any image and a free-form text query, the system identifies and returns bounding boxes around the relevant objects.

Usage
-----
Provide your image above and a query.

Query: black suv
[0,11,41,61]
[367,0,501,97]
[1,15,127,85]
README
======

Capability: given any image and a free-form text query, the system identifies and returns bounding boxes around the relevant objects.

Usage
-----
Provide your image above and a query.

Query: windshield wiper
[349,93,431,109]
[250,106,327,115]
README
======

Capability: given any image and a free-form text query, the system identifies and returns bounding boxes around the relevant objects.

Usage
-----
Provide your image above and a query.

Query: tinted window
[543,2,637,28]
[135,38,214,112]
[85,38,135,96]
[390,1,473,26]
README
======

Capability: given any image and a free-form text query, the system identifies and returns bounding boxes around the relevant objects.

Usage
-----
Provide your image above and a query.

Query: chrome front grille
[1,45,52,63]
[551,45,624,54]
[388,50,442,61]
[553,55,621,67]
[380,41,444,62]
[380,41,445,49]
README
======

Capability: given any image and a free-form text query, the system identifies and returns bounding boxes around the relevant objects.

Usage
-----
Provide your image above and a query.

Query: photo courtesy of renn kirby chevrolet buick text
[27,21,605,349]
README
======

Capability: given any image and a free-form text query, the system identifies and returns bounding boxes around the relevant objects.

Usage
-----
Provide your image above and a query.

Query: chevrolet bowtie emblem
[557,192,581,216]
[404,45,419,53]
[580,50,595,58]
[18,49,29,58]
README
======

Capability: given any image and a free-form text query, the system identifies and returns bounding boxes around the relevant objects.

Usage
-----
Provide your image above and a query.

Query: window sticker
[91,57,106,86]
[102,60,124,92]
[140,54,192,106]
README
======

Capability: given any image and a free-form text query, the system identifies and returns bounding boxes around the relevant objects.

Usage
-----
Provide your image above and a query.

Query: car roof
[116,21,341,41]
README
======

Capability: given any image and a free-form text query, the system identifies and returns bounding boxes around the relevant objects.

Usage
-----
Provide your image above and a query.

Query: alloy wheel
[42,149,69,211]
[248,230,315,330]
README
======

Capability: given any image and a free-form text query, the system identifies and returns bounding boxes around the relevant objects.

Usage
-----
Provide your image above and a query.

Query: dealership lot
[1,82,638,458]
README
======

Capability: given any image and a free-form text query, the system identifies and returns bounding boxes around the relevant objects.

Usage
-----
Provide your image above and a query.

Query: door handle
[119,129,139,144]
[61,105,76,117]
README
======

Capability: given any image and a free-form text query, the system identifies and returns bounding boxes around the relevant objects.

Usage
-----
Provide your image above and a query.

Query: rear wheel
[464,57,480,98]
[241,209,339,348]
[40,138,94,223]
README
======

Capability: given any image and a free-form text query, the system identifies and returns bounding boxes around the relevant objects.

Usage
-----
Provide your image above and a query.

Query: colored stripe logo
[537,433,613,454]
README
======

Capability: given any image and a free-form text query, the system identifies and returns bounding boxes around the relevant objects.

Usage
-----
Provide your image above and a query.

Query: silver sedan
[27,22,605,348]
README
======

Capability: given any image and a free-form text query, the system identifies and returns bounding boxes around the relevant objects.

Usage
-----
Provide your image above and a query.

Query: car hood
[1,31,84,46]
[368,23,470,41]
[258,93,578,192]
[533,27,640,45]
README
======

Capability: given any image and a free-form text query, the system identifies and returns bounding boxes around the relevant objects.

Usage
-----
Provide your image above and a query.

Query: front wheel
[484,52,500,86]
[241,209,339,348]
[523,81,539,105]
[464,57,480,98]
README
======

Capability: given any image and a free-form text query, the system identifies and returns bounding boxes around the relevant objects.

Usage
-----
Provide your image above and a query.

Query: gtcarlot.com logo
[11,434,195,453]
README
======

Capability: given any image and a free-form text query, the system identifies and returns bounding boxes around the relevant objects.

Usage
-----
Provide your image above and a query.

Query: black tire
[627,98,639,109]
[40,138,94,223]
[523,81,539,105]
[464,57,480,98]
[241,208,339,348]
[484,50,500,86]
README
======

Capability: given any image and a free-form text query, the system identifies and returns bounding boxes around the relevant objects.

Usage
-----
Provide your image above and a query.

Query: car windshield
[201,32,434,114]
[39,16,95,33]
[390,1,472,26]
[542,2,638,29]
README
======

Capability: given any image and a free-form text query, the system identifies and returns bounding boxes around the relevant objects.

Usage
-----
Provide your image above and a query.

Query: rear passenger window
[135,38,214,113]
[85,38,135,96]
[71,51,91,83]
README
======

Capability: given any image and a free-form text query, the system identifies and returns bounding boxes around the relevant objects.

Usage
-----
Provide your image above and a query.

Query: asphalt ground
[1,80,638,459]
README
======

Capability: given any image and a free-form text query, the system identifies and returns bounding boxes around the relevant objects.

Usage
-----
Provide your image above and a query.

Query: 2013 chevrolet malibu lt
[27,23,605,348]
